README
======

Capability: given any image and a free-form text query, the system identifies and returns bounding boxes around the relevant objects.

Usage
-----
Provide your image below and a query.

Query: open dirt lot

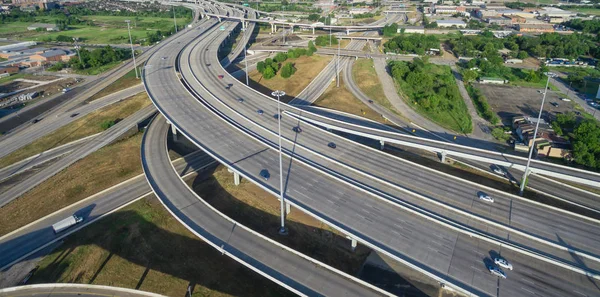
[475,84,578,125]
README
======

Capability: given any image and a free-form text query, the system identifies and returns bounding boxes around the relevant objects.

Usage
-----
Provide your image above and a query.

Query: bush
[257,61,265,73]
[466,85,499,124]
[100,120,116,130]
[274,52,288,63]
[384,34,439,55]
[47,62,66,72]
[263,66,276,79]
[491,127,510,141]
[315,35,337,46]
[280,62,296,78]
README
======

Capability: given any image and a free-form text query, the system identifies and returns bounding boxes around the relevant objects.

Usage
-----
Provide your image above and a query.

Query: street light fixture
[72,37,82,65]
[125,20,138,79]
[271,90,288,236]
[244,46,249,86]
[172,3,178,33]
[519,73,552,196]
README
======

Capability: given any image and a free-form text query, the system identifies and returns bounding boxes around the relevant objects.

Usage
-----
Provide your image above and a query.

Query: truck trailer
[52,215,83,234]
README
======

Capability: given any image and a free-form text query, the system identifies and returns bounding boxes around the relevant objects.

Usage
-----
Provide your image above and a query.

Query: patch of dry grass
[0,133,144,236]
[190,165,371,274]
[246,55,333,102]
[0,93,151,168]
[88,68,143,101]
[352,58,397,113]
[30,196,292,297]
[314,76,387,124]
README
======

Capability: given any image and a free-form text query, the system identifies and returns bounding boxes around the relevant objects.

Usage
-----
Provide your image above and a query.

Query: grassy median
[29,196,291,297]
[247,55,332,102]
[88,68,143,101]
[0,133,144,236]
[314,76,387,125]
[352,58,398,114]
[0,93,150,168]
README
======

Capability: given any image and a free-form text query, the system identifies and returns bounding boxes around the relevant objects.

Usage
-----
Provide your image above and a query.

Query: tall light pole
[173,4,178,33]
[244,46,249,86]
[72,37,82,65]
[271,90,288,236]
[336,38,340,87]
[329,14,332,47]
[519,73,552,196]
[125,20,138,79]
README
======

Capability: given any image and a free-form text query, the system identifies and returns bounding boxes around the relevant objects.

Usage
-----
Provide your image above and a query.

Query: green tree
[263,66,276,79]
[462,70,478,83]
[100,120,116,130]
[280,62,296,78]
[257,61,266,73]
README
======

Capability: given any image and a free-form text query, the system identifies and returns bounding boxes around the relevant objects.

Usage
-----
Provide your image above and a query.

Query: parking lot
[475,84,577,125]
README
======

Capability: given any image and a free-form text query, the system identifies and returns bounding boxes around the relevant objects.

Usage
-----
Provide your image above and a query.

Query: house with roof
[30,49,67,63]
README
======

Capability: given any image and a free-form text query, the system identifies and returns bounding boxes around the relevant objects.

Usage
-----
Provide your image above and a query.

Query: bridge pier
[379,140,385,150]
[346,236,358,251]
[228,168,241,186]
[167,120,178,141]
[439,151,447,163]
[312,27,315,35]
[217,16,221,22]
[347,29,350,35]
[271,23,275,33]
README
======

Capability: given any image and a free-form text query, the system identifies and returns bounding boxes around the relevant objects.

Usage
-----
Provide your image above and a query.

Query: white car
[493,167,506,176]
[488,265,507,279]
[494,257,513,270]
[478,192,494,203]
[560,98,571,101]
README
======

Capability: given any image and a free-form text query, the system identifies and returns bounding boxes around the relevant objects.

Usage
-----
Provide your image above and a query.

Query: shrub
[100,120,116,130]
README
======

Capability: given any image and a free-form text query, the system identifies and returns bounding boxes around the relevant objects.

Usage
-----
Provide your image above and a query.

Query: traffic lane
[0,136,89,183]
[0,105,156,208]
[0,84,144,160]
[0,151,214,270]
[167,28,555,296]
[142,115,386,297]
[0,285,167,297]
[182,24,600,292]
[192,40,600,265]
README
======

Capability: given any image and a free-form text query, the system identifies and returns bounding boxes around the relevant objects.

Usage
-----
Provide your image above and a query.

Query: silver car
[494,257,513,270]
[488,265,507,279]
[493,167,506,176]
[478,192,494,203]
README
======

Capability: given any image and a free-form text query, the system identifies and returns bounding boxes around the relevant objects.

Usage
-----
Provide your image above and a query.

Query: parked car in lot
[478,192,494,203]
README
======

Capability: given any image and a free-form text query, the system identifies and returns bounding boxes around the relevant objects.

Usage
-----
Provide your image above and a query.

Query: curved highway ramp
[141,114,390,297]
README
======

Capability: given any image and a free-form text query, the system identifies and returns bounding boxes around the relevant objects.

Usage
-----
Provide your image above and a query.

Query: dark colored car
[273,114,281,119]
[70,113,79,118]
[292,126,302,133]
[257,109,264,115]
[260,169,270,181]
[368,100,373,103]
[328,142,336,149]
[31,119,40,124]
[237,98,244,103]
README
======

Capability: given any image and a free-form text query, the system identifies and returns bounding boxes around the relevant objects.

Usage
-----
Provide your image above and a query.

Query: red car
[218,75,224,79]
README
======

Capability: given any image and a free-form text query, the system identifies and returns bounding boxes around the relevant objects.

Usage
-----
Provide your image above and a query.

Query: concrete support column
[312,27,315,35]
[271,23,275,33]
[228,168,241,186]
[379,140,385,150]
[347,29,350,35]
[168,121,178,141]
[290,25,294,33]
[218,17,221,22]
[346,236,358,251]
[439,151,446,163]
[286,202,291,215]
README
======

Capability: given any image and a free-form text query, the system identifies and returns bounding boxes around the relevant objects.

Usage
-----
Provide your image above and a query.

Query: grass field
[246,55,333,102]
[0,15,188,44]
[0,73,27,85]
[352,58,398,114]
[0,133,144,237]
[89,68,142,100]
[314,76,387,124]
[0,93,150,168]
[569,7,600,15]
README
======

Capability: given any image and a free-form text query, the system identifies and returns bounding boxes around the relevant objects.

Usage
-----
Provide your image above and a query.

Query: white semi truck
[52,215,83,234]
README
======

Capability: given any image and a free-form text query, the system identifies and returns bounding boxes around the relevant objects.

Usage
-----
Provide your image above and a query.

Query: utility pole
[244,47,249,86]
[271,90,288,236]
[72,37,82,65]
[125,20,138,79]
[336,39,340,87]
[519,74,552,196]
[173,4,178,33]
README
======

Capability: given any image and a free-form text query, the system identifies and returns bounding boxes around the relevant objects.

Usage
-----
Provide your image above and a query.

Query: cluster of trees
[65,5,192,19]
[552,112,600,170]
[383,34,439,55]
[450,33,599,60]
[505,2,536,9]
[466,85,499,124]
[382,23,398,37]
[68,45,131,70]
[564,19,600,34]
[352,12,376,19]
[388,58,472,133]
[460,57,549,85]
[315,35,338,46]
[422,16,438,29]
[256,44,316,79]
